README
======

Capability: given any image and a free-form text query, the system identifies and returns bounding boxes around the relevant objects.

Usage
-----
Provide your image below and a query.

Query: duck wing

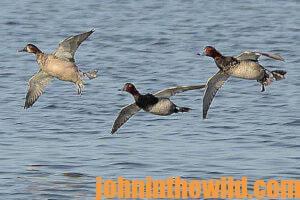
[53,29,95,62]
[235,51,284,62]
[203,70,229,119]
[154,84,206,98]
[24,70,54,109]
[111,103,141,134]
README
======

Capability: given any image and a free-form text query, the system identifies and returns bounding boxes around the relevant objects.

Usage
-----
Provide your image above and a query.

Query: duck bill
[196,52,205,56]
[118,86,126,92]
[18,48,26,52]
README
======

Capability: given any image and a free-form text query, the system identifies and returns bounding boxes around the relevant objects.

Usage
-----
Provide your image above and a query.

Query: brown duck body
[215,56,265,80]
[37,53,81,83]
[19,29,98,109]
[201,46,287,119]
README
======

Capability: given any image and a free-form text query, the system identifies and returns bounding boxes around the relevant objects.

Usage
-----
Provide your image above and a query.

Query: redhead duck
[19,29,98,109]
[200,46,286,119]
[111,83,206,134]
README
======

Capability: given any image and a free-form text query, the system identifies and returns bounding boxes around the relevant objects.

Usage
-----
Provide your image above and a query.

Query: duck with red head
[122,82,183,114]
[122,83,140,98]
[18,29,98,109]
[203,46,224,59]
[111,82,206,134]
[199,45,287,119]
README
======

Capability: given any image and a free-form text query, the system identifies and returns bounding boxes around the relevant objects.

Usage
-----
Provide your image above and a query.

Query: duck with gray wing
[199,46,286,119]
[19,29,99,109]
[111,83,206,134]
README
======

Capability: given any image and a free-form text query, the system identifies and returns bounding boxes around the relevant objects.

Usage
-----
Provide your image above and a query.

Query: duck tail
[271,70,287,81]
[259,70,287,92]
[82,69,99,80]
[175,106,191,113]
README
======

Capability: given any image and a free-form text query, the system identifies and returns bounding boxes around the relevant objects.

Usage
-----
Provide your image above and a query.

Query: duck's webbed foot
[76,81,84,95]
[261,84,265,92]
[259,72,270,92]
[77,87,82,95]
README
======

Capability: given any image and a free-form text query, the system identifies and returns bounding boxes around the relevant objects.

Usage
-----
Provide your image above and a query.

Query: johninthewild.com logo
[95,176,300,199]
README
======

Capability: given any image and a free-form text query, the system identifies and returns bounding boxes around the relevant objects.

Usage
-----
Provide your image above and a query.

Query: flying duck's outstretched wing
[111,103,141,134]
[154,84,206,98]
[203,70,229,119]
[235,51,285,62]
[24,70,54,109]
[53,29,95,62]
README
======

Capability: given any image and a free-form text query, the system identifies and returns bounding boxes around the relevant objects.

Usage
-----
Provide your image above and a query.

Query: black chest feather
[136,94,159,109]
[215,56,239,71]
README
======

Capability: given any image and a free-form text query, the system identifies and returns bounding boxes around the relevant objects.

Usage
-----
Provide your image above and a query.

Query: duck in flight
[200,46,286,119]
[111,83,206,134]
[19,29,98,109]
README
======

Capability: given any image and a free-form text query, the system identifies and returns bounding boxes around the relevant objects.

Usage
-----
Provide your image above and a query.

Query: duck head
[18,44,42,54]
[122,83,140,96]
[202,46,223,59]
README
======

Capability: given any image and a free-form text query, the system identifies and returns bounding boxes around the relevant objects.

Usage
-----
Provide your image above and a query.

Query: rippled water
[0,0,299,199]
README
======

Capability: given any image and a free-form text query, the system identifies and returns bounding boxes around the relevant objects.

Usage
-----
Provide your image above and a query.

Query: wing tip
[111,129,117,135]
[278,56,285,62]
[24,103,31,109]
[202,102,208,119]
[260,52,285,62]
[269,53,285,62]
[200,84,206,89]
